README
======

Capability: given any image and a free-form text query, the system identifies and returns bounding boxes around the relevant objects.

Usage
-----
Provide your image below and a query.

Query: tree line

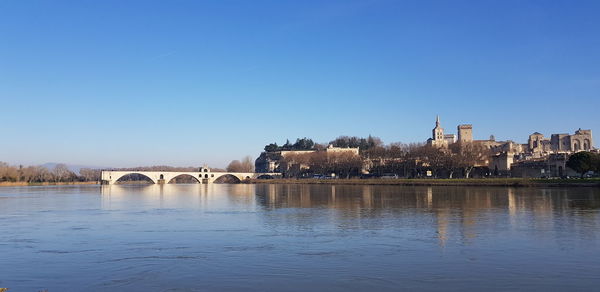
[264,138,317,152]
[329,135,383,150]
[263,135,384,152]
[0,162,101,183]
[0,160,259,184]
[279,142,490,179]
[0,163,239,183]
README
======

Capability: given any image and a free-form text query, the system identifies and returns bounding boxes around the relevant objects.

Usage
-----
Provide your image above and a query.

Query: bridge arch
[167,174,201,184]
[113,172,157,184]
[213,174,243,184]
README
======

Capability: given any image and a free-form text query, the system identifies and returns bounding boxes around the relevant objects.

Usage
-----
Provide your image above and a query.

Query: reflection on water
[100,184,258,210]
[0,184,599,291]
[254,184,600,247]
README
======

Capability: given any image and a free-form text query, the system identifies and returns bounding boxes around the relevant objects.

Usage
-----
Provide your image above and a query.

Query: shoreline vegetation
[2,178,599,187]
[247,178,600,187]
[0,181,99,187]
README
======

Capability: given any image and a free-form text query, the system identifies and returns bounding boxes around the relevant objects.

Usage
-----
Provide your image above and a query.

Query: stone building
[444,134,457,144]
[527,132,550,154]
[511,159,549,178]
[511,154,578,178]
[254,149,316,173]
[324,144,360,156]
[503,129,593,177]
[427,116,448,147]
[550,134,571,152]
[457,124,473,143]
[569,129,593,152]
[490,152,515,175]
[528,129,594,154]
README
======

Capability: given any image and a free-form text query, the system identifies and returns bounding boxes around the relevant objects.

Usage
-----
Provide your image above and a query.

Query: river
[1,184,599,291]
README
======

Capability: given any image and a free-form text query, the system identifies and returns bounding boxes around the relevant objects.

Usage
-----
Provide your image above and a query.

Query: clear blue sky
[1,0,599,168]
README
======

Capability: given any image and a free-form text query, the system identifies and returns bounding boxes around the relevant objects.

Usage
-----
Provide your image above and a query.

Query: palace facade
[426,116,595,177]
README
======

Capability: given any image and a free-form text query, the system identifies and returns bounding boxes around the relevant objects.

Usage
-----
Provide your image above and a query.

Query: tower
[427,115,448,148]
[432,115,444,142]
[457,124,473,143]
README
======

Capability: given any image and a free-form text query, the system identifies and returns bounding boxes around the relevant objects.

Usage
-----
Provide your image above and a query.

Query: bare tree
[226,160,243,172]
[80,168,101,182]
[20,166,51,183]
[51,164,76,182]
[451,142,490,178]
[241,156,255,172]
[308,152,328,175]
[0,162,19,182]
[227,156,255,172]
[327,152,363,178]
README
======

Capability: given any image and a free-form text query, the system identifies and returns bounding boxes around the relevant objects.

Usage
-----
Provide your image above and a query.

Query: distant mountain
[41,163,108,175]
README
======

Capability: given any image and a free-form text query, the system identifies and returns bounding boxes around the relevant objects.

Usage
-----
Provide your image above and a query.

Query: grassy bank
[247,178,600,187]
[0,181,99,187]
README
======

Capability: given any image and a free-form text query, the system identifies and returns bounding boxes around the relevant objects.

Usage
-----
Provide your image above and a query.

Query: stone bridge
[101,168,280,185]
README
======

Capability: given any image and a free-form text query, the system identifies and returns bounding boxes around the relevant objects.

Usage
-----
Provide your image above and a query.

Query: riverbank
[2,179,598,187]
[0,181,99,187]
[247,178,600,187]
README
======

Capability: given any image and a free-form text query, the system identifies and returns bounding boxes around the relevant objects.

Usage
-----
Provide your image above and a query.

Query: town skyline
[0,115,595,169]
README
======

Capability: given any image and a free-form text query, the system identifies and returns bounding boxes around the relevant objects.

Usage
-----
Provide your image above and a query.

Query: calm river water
[0,184,599,291]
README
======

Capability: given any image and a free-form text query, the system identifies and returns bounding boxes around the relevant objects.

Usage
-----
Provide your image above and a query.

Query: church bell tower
[432,115,444,142]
